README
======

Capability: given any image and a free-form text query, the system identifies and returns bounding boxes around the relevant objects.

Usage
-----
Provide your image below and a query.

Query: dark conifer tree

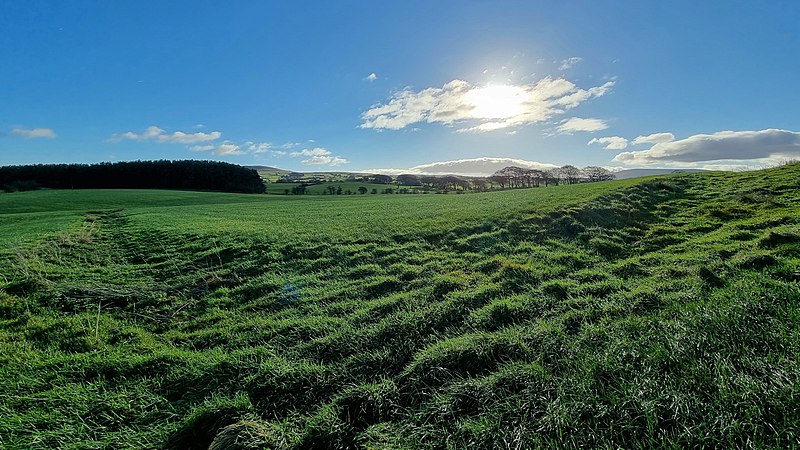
[0,160,266,193]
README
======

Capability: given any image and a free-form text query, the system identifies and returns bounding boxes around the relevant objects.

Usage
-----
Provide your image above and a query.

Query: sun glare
[466,84,527,119]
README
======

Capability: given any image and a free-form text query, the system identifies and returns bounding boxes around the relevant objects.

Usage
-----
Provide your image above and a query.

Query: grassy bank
[1,165,798,449]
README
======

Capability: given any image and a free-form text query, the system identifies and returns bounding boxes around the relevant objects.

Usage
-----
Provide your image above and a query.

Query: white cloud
[457,121,511,133]
[213,143,242,155]
[360,77,614,132]
[632,132,675,145]
[365,72,378,82]
[10,127,56,138]
[246,142,273,153]
[364,157,559,177]
[614,129,800,166]
[557,117,608,134]
[110,125,221,144]
[302,155,349,166]
[163,130,222,143]
[190,140,290,157]
[190,142,242,155]
[558,57,582,71]
[288,147,348,166]
[588,136,628,150]
[290,147,331,157]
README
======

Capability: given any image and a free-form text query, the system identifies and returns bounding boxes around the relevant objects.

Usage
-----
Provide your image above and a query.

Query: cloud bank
[614,129,800,166]
[10,127,56,138]
[360,77,613,132]
[364,157,559,177]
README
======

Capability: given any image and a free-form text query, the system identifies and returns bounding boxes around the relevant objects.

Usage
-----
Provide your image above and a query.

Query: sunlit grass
[1,164,799,448]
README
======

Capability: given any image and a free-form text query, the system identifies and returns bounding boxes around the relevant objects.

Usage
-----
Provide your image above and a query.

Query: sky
[2,1,799,175]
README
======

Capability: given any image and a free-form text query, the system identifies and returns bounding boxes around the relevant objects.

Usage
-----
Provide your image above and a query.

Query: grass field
[267,181,432,195]
[264,181,406,195]
[1,165,799,449]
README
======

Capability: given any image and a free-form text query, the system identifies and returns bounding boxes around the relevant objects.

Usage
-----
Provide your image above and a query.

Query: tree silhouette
[0,160,265,193]
[397,174,421,186]
[371,174,393,184]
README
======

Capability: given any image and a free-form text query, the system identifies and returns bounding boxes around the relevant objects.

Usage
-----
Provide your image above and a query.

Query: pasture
[1,165,799,449]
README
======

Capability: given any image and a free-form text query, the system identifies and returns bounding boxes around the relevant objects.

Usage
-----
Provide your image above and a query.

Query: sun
[465,84,527,119]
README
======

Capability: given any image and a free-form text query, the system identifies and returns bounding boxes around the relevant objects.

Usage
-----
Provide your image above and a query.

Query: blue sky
[2,1,799,175]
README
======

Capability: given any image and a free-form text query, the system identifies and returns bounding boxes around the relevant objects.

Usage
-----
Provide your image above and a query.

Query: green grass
[1,165,799,449]
[0,189,268,246]
[265,181,399,195]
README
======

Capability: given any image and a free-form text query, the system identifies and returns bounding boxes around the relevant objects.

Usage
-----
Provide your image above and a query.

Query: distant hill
[245,165,291,174]
[612,168,705,180]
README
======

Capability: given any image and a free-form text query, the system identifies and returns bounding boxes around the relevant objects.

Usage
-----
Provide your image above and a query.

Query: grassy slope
[0,166,799,449]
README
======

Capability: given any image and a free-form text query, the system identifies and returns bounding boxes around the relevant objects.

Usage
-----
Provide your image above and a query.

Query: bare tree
[487,175,508,189]
[441,175,468,191]
[493,166,528,188]
[583,166,615,182]
[559,165,583,184]
[545,168,560,186]
[528,169,546,187]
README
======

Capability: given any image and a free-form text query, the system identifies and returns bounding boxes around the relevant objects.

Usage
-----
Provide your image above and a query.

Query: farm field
[263,181,406,195]
[1,165,799,449]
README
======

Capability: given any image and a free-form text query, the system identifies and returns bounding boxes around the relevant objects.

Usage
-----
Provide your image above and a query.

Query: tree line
[1,161,614,195]
[365,166,614,191]
[282,165,615,195]
[486,165,614,189]
[0,160,266,194]
[381,165,614,191]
